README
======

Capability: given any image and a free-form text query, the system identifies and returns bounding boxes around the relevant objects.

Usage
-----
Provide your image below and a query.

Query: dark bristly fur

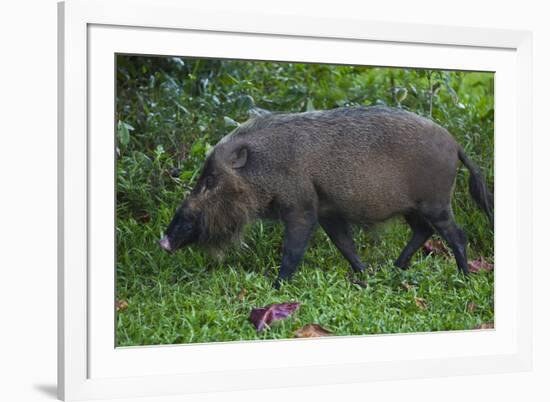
[196,166,259,253]
[160,106,493,287]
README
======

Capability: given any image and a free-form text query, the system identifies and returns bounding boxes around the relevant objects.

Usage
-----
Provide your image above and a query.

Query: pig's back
[275,107,460,223]
[233,106,460,224]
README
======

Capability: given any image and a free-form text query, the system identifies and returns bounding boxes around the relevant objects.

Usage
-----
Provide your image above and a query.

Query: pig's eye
[205,175,216,190]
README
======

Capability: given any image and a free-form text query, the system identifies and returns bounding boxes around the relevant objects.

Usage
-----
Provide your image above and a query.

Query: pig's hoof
[394,259,410,270]
[353,263,366,273]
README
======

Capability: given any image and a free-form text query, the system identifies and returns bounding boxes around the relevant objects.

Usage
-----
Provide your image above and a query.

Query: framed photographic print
[58,0,533,400]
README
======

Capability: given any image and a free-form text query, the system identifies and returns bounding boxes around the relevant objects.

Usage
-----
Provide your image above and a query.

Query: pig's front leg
[274,210,317,289]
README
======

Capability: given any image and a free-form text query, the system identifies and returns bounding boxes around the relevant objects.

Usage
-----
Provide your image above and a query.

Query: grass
[116,218,493,346]
[115,57,494,346]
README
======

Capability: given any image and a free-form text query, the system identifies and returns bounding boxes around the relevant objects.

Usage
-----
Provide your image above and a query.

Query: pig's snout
[159,236,173,253]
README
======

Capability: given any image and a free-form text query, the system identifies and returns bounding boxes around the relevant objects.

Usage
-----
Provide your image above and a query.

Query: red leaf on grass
[423,239,450,256]
[295,324,333,338]
[468,257,494,273]
[249,302,300,332]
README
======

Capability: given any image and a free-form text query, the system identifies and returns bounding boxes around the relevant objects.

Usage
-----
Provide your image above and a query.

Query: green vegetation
[116,55,494,346]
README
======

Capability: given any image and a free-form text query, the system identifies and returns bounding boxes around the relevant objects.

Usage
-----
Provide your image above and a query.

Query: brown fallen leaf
[475,322,494,329]
[468,257,494,273]
[295,324,333,338]
[237,288,247,302]
[137,212,151,223]
[116,300,128,312]
[249,302,300,332]
[423,239,450,257]
[467,302,477,313]
[401,281,413,291]
[350,278,368,288]
[347,272,368,288]
[415,297,428,310]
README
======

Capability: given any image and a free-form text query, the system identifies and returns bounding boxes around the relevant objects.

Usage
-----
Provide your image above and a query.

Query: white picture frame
[58,0,533,400]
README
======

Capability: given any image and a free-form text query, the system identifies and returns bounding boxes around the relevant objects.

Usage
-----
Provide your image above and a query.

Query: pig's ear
[229,146,248,169]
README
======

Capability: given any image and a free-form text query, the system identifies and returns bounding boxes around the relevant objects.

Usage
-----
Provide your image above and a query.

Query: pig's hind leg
[319,215,366,273]
[395,212,434,270]
[421,207,469,275]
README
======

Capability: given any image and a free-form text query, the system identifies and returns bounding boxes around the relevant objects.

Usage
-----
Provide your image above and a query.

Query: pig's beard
[195,183,260,256]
